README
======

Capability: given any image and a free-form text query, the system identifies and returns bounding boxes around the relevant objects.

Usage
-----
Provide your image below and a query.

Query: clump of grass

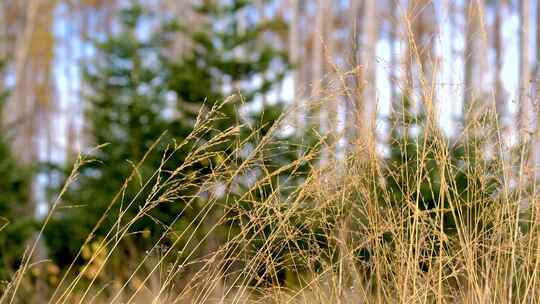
[2,45,540,303]
[2,91,540,304]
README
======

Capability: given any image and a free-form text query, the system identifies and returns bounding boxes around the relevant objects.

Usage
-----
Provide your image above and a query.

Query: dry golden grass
[2,9,540,303]
[1,91,539,304]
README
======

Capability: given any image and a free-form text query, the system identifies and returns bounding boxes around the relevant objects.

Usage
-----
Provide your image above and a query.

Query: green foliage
[171,3,321,287]
[385,98,500,234]
[0,61,34,281]
[43,1,306,278]
[45,5,204,268]
[345,97,502,271]
[0,136,34,282]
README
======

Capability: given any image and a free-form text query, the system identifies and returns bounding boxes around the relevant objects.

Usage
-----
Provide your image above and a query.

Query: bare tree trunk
[463,0,487,127]
[64,2,79,162]
[346,0,362,146]
[536,0,540,84]
[388,0,401,147]
[289,0,302,137]
[360,0,377,145]
[255,0,269,106]
[312,0,324,122]
[312,0,326,160]
[477,0,489,89]
[10,0,54,298]
[514,6,533,298]
[529,0,540,180]
[325,0,337,152]
[12,1,39,164]
[493,0,505,123]
[403,0,437,124]
[389,0,398,112]
[463,0,475,112]
[518,0,532,140]
[403,0,415,106]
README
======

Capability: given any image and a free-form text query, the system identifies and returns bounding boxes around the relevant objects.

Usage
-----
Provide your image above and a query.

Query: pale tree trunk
[403,0,415,107]
[462,0,475,114]
[463,0,488,129]
[12,0,39,164]
[360,0,377,146]
[403,0,437,124]
[388,0,401,143]
[255,0,269,106]
[493,0,505,123]
[518,0,532,140]
[64,2,79,162]
[312,0,326,160]
[529,0,540,180]
[415,0,437,112]
[10,0,54,299]
[78,5,91,151]
[536,0,540,85]
[324,0,337,150]
[300,4,313,136]
[476,0,489,91]
[514,7,533,297]
[312,0,324,122]
[389,0,398,112]
[407,0,437,122]
[289,0,302,136]
[346,0,362,146]
[516,0,536,191]
[490,0,513,190]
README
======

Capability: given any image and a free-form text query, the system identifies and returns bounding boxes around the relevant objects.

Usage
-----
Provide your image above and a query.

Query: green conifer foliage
[43,2,309,280]
[0,60,34,281]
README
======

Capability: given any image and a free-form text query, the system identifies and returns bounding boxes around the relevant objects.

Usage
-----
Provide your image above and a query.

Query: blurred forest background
[2,0,540,303]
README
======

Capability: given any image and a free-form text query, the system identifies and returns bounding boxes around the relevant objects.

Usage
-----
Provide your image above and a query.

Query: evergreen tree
[385,98,499,234]
[164,1,317,286]
[166,0,313,201]
[0,60,34,282]
[45,5,203,269]
[348,97,502,271]
[44,2,311,280]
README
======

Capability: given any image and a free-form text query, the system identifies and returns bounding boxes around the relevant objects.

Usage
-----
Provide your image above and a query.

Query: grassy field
[1,95,539,304]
